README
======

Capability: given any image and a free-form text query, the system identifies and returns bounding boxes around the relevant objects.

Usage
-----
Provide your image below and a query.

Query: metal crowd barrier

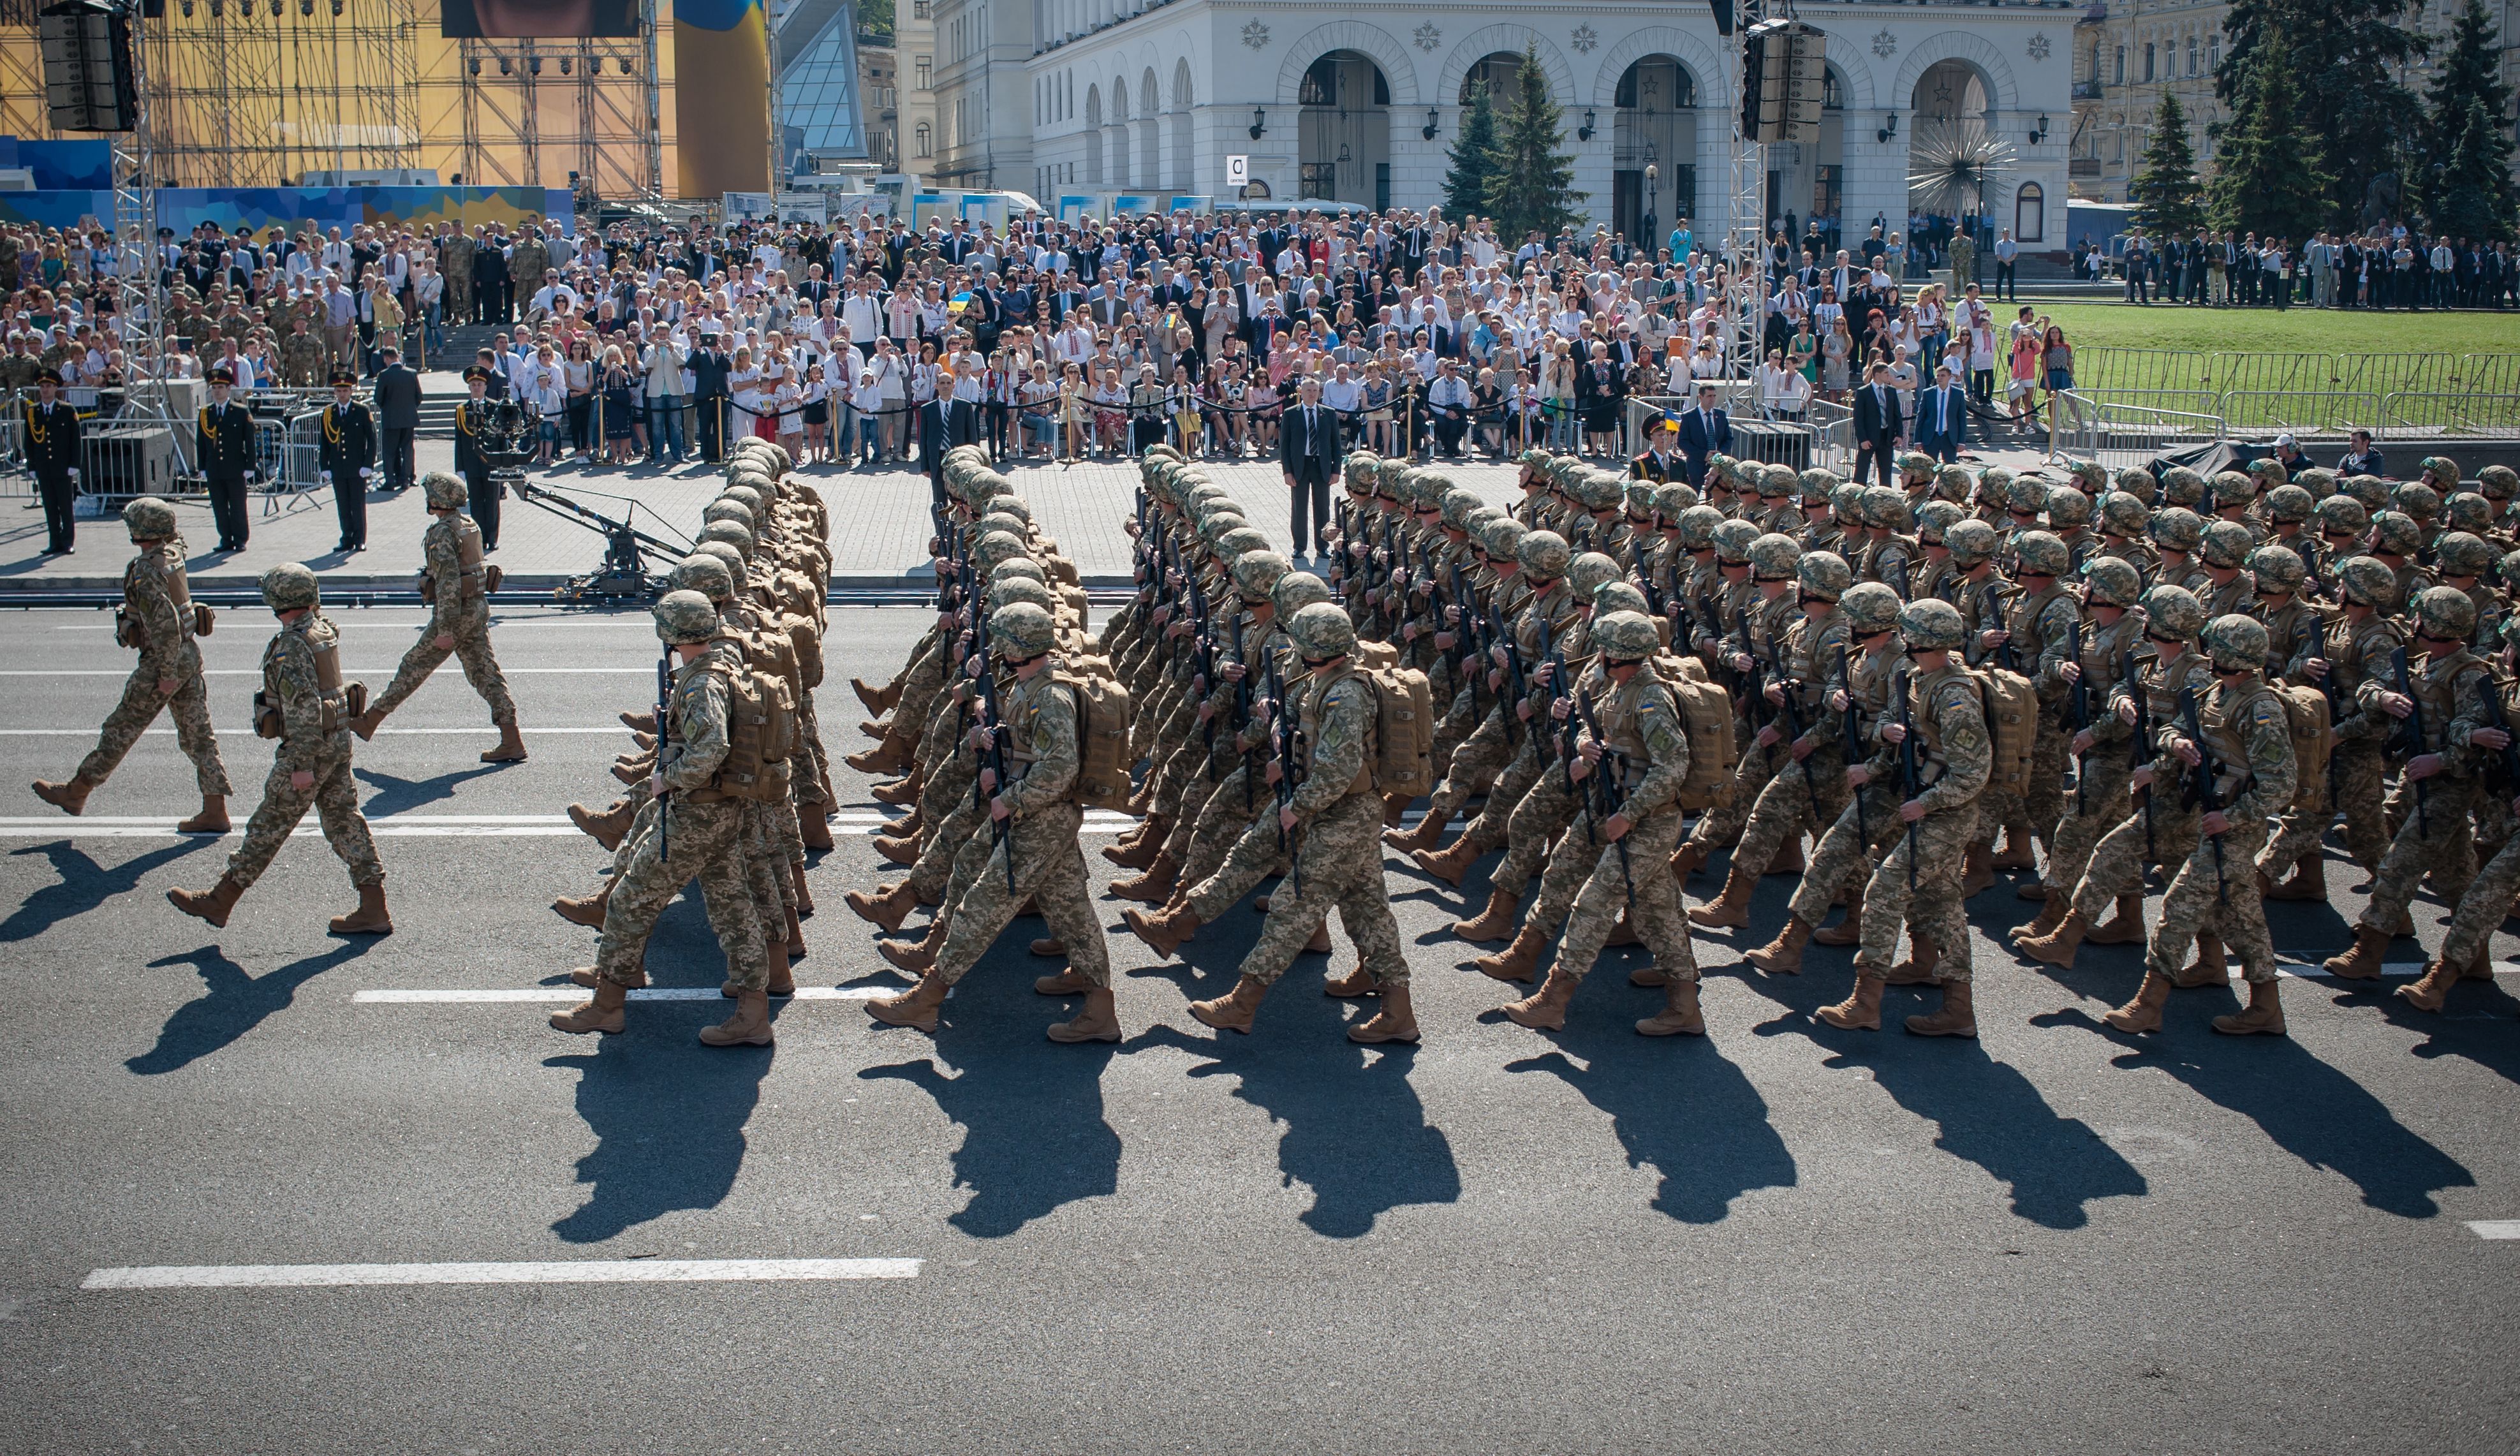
[2049,391,2228,468]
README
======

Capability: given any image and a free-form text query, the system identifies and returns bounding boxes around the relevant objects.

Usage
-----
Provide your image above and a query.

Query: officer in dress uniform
[317,369,376,553]
[22,368,80,555]
[452,365,503,550]
[196,367,259,552]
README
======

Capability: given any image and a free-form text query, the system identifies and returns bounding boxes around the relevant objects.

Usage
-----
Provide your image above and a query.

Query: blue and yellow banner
[674,0,771,198]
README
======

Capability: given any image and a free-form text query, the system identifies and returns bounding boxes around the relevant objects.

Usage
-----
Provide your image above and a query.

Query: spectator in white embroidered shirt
[1318,362,1363,419]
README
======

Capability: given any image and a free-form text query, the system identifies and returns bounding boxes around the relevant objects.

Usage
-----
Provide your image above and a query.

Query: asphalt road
[1,603,2514,1455]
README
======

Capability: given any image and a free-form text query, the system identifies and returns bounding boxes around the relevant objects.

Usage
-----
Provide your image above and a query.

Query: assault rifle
[1215,608,1244,783]
[2175,685,2227,905]
[2126,646,2156,867]
[1894,665,1921,890]
[1572,682,1633,905]
[2066,616,2089,814]
[2478,673,2520,798]
[1539,621,1582,808]
[1767,626,1820,800]
[973,605,1014,890]
[1267,647,1302,898]
[1982,579,2017,671]
[654,648,673,864]
[1840,643,1867,849]
[1489,601,1530,745]
[2391,644,2429,835]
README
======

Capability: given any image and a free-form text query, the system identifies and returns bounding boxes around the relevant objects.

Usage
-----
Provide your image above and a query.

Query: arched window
[2186,34,2198,75]
[2015,182,2044,244]
[917,122,932,158]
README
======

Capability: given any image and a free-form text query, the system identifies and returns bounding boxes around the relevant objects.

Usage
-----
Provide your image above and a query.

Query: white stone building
[928,0,2079,254]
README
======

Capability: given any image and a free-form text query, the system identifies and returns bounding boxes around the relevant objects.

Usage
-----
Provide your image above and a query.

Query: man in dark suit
[196,367,258,552]
[917,383,970,508]
[318,369,378,552]
[22,369,81,555]
[371,342,422,491]
[1674,382,1732,489]
[1915,363,1968,464]
[452,366,503,550]
[1279,376,1341,559]
[688,333,732,461]
[1851,360,1905,489]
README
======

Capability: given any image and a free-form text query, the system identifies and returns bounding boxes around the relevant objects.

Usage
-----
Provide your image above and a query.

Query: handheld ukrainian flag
[675,0,772,198]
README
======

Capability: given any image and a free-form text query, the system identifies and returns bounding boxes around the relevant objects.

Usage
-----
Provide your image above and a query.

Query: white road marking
[2468,1221,2520,1240]
[355,986,901,1003]
[83,1257,922,1290]
[2276,961,2443,980]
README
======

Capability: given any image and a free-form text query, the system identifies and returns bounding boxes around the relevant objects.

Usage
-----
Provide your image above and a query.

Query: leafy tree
[1482,45,1584,242]
[2129,92,2208,237]
[858,0,894,42]
[2419,0,2517,239]
[2216,0,2427,228]
[1443,83,1501,220]
[2210,32,2335,240]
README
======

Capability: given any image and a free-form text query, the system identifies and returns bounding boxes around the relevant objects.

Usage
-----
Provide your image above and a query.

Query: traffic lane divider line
[2469,1221,2520,1240]
[83,1257,922,1290]
[355,987,903,1003]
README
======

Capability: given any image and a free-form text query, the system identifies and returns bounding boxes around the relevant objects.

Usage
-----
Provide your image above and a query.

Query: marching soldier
[24,367,82,556]
[317,369,376,554]
[867,601,1122,1044]
[31,495,231,832]
[349,472,526,763]
[2401,615,2520,1011]
[1494,610,1709,1036]
[2104,614,2299,1035]
[550,591,774,1047]
[197,367,259,554]
[2010,559,2149,944]
[166,563,390,934]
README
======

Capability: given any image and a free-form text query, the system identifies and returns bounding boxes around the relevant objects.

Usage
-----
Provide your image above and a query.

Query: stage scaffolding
[426,16,665,199]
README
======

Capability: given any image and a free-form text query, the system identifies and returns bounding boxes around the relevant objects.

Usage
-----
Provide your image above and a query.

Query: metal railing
[2049,390,2227,467]
[2075,348,2520,402]
[0,385,362,504]
[2213,390,2389,435]
[2373,392,2520,441]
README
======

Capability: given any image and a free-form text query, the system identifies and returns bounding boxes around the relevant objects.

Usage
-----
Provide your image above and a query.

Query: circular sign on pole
[1225,154,1249,188]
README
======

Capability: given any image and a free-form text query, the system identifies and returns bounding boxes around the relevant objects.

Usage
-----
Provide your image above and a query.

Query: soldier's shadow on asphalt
[545,887,773,1244]
[859,934,1123,1239]
[2,839,213,944]
[353,763,504,817]
[2030,1001,2476,1219]
[126,943,367,1077]
[1123,892,1464,1239]
[2350,975,2520,1087]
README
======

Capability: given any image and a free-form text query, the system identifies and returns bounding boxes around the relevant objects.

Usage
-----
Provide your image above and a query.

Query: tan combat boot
[1047,985,1123,1043]
[1816,971,1887,1030]
[175,794,230,834]
[845,879,924,934]
[2171,932,2228,989]
[879,915,950,974]
[348,706,387,740]
[844,739,912,775]
[1812,889,1865,946]
[1410,835,1484,888]
[1764,837,1806,874]
[30,773,99,816]
[873,832,920,867]
[1110,853,1180,904]
[1450,888,1522,943]
[1904,980,1977,1037]
[1035,966,1092,995]
[1961,842,1996,896]
[1188,974,1269,1033]
[1384,813,1448,855]
[790,860,814,917]
[1348,982,1421,1043]
[2008,897,2069,944]
[2262,856,2324,900]
[2461,944,2498,980]
[570,965,647,989]
[326,881,393,935]
[550,980,629,1034]
[1501,967,1581,1029]
[866,972,948,1032]
[1991,825,2038,871]
[2211,977,2287,1036]
[1123,902,1202,959]
[2102,971,2174,1034]
[2396,958,2463,1013]
[481,721,528,763]
[1303,923,1333,955]
[1635,977,1706,1036]
[166,873,246,929]
[700,989,775,1047]
[1382,793,1413,828]
[1744,915,1814,976]
[798,811,836,853]
[1629,965,1669,987]
[2017,909,2088,967]
[869,776,920,807]
[1882,931,1941,986]
[568,799,635,851]
[620,709,657,732]
[2086,894,2148,945]
[1103,816,1170,869]
[1669,840,1708,880]
[2322,923,2393,981]
[783,906,807,962]
[552,882,612,929]
[1686,867,1757,928]
[1323,964,1377,997]
[850,676,889,713]
[1473,922,1547,982]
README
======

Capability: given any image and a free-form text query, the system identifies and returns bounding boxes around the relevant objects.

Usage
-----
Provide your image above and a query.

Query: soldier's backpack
[1973,666,2040,798]
[1662,654,1740,811]
[695,647,797,804]
[2270,682,2332,805]
[1364,662,1435,798]
[1057,660,1136,812]
[783,614,825,689]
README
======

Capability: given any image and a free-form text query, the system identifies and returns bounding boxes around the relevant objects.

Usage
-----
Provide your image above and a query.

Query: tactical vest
[1905,661,1980,783]
[1597,666,1669,797]
[2410,649,2493,755]
[2324,612,2403,695]
[2005,583,2069,666]
[2199,678,2281,804]
[1296,663,1378,798]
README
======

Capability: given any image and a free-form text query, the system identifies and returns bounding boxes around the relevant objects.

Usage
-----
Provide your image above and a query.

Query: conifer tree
[1482,45,1586,243]
[2130,92,2208,237]
[2209,33,2336,240]
[2419,0,2517,239]
[1444,84,1501,220]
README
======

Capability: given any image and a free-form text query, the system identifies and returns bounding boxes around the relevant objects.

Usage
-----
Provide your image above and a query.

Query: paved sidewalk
[0,442,2056,596]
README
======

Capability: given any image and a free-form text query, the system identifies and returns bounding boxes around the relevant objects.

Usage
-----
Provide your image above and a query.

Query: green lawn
[2015,303,2520,430]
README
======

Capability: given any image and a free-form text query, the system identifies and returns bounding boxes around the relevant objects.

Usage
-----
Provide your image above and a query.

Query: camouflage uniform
[1857,658,1991,983]
[1728,589,1855,882]
[2144,650,2295,985]
[76,536,230,796]
[931,662,1113,989]
[2035,608,2146,899]
[367,500,517,726]
[1785,636,1909,925]
[1538,644,1700,987]
[2348,633,2493,938]
[2066,643,2214,927]
[593,636,768,990]
[226,610,383,891]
